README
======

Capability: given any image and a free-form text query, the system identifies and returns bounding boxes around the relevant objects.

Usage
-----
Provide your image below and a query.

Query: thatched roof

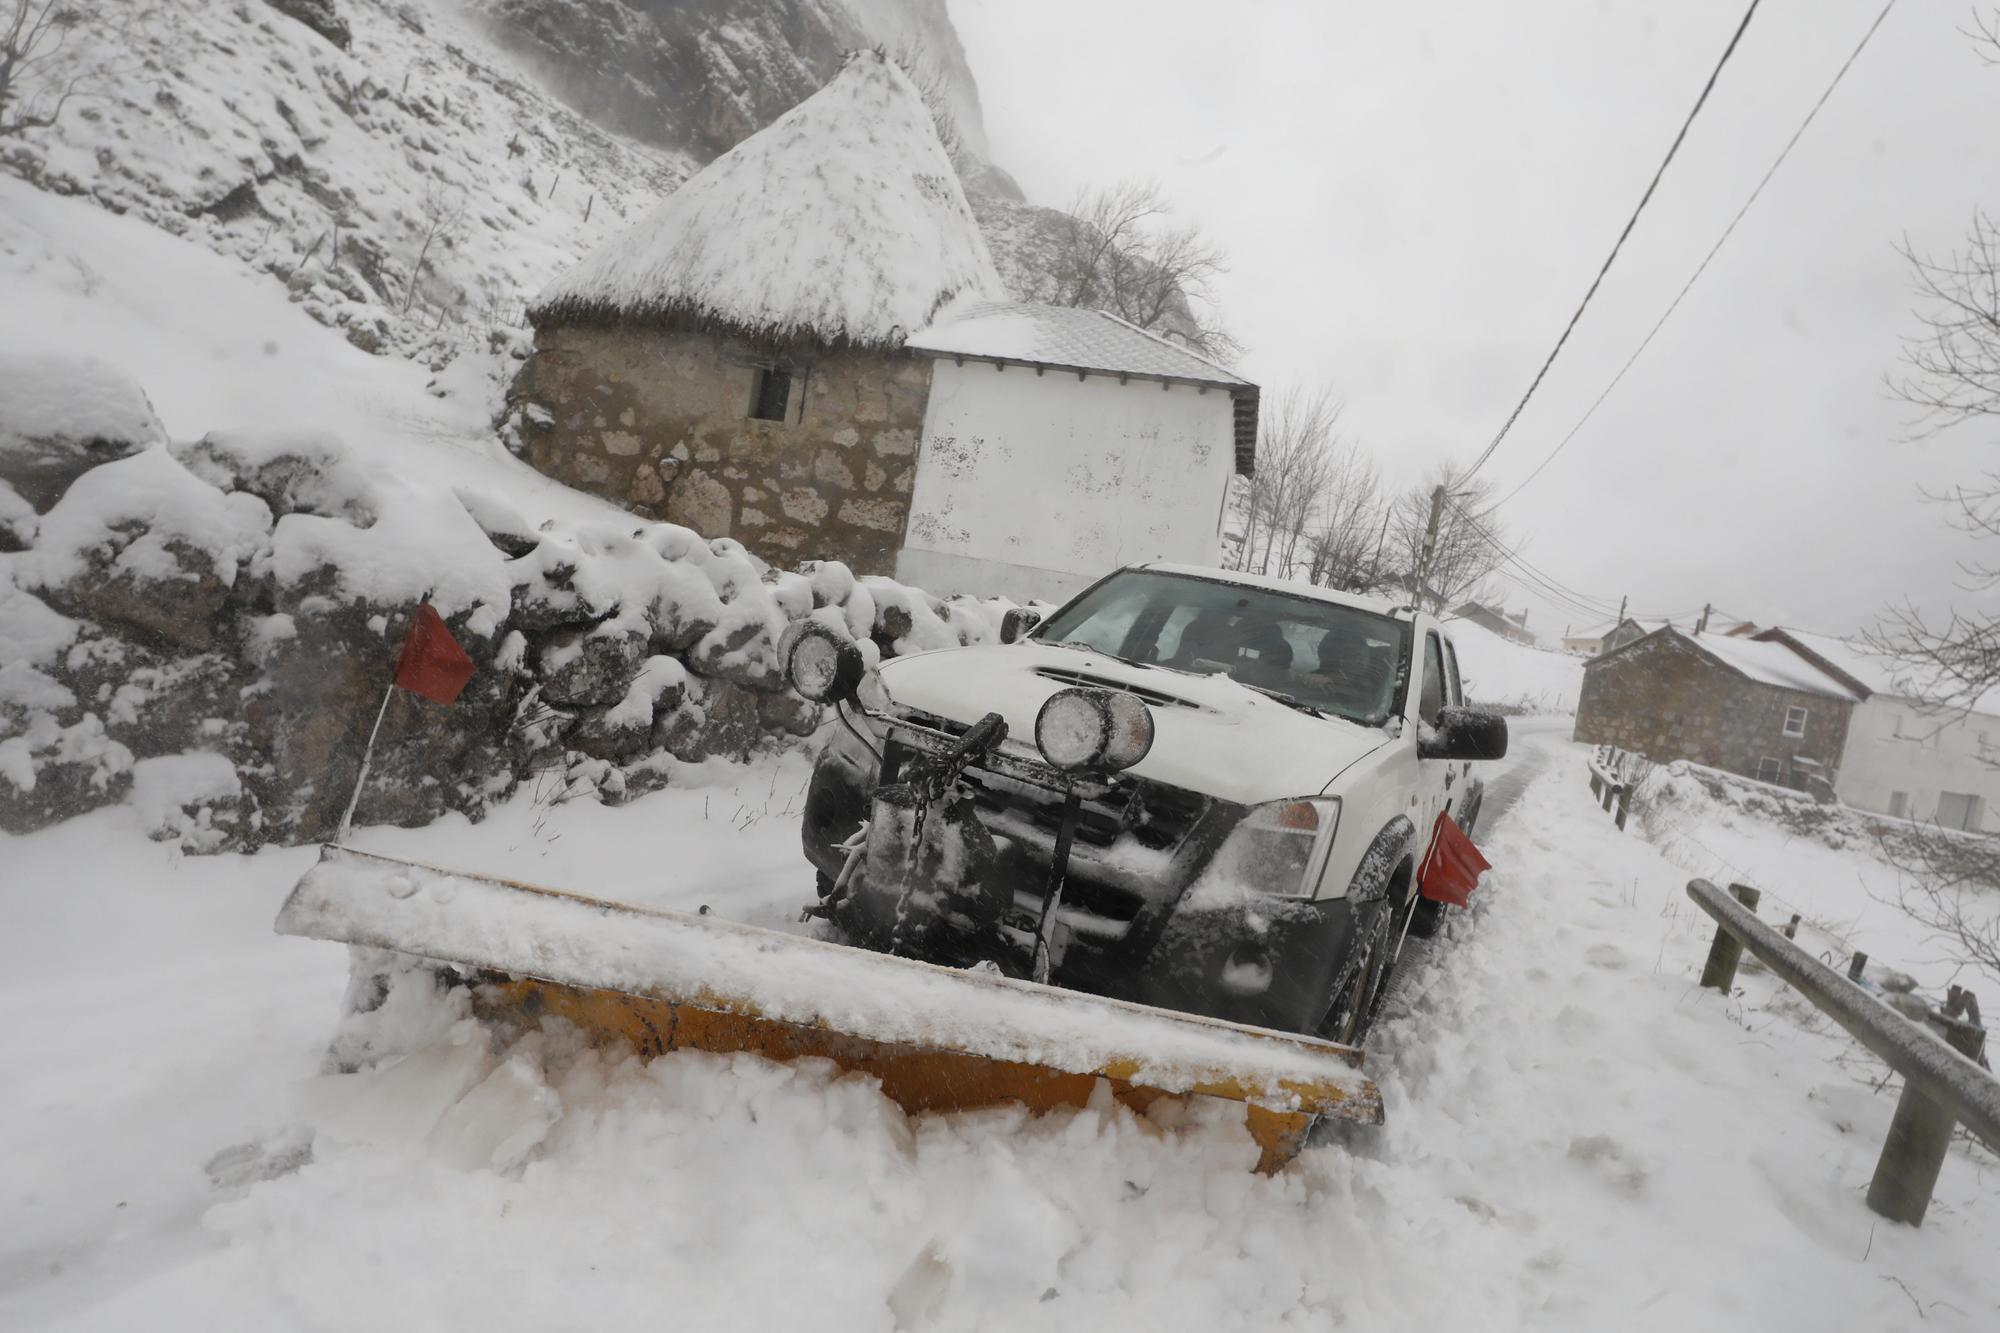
[531,50,1002,347]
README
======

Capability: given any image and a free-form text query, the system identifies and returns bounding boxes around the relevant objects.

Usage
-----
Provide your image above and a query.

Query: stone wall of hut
[511,324,931,575]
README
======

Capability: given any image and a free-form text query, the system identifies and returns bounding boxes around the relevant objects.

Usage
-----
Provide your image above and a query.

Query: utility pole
[1615,594,1628,626]
[1411,484,1445,610]
[1697,603,1712,635]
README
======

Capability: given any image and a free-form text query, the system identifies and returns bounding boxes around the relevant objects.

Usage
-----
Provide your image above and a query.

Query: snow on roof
[531,50,1001,347]
[1767,627,2000,714]
[1686,632,1860,700]
[907,299,1250,388]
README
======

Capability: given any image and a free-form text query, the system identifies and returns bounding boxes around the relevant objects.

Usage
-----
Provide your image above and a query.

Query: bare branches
[1890,215,2000,434]
[1038,179,1239,362]
[886,41,961,165]
[402,181,468,314]
[1869,822,2000,983]
[0,0,84,139]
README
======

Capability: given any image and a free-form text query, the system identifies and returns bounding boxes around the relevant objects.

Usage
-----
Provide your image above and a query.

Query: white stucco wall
[1838,695,2000,832]
[895,358,1236,602]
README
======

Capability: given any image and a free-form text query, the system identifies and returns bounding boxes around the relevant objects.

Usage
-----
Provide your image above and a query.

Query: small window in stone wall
[1756,756,1784,784]
[1782,705,1808,738]
[1889,791,1909,818]
[750,366,793,422]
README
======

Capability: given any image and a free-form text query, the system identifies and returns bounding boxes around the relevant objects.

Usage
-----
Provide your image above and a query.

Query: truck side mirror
[1419,706,1509,761]
[1001,607,1042,644]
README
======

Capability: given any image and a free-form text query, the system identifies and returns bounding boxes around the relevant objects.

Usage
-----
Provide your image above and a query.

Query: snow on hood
[878,642,1389,806]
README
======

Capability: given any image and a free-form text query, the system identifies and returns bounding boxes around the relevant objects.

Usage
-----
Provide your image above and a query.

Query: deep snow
[3,735,1995,1331]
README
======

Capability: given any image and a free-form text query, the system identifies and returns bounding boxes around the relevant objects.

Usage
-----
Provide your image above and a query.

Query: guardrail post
[1698,883,1762,991]
[1865,1016,1990,1226]
[1615,785,1631,831]
[1600,779,1615,814]
[1782,913,1801,940]
[1590,769,1603,800]
[1849,952,1868,981]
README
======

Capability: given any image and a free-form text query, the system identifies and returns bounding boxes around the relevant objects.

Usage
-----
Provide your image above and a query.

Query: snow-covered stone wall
[896,358,1235,602]
[0,355,1014,849]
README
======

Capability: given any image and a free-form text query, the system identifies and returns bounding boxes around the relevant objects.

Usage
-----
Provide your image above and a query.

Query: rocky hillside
[469,0,1022,200]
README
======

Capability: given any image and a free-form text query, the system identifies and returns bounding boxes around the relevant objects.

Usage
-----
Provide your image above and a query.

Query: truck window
[1420,632,1446,725]
[1442,638,1464,705]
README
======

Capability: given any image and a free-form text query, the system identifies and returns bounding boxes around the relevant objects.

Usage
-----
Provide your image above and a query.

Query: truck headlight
[1208,797,1341,899]
[1034,687,1154,773]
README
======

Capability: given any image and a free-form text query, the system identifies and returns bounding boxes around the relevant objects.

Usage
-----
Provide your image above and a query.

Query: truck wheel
[1317,901,1392,1046]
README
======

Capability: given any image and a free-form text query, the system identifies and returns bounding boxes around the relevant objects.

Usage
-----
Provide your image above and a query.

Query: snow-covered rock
[0,352,166,512]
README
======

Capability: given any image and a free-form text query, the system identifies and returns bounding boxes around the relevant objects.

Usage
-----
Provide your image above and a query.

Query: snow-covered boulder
[20,447,271,651]
[173,428,378,526]
[0,353,167,512]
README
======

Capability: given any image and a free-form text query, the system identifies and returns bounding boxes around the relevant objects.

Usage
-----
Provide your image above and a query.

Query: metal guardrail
[1686,878,1999,1225]
[1585,746,1632,830]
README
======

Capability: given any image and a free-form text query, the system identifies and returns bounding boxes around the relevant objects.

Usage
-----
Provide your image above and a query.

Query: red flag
[393,602,475,705]
[1418,811,1491,908]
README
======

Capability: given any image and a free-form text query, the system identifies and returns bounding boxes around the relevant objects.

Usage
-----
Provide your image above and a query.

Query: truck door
[1414,629,1452,892]
[1442,635,1472,821]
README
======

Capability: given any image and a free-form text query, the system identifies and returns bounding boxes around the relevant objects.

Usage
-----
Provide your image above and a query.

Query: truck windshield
[1032,570,1412,726]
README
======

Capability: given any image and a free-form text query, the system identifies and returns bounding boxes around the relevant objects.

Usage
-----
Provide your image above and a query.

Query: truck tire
[1316,899,1393,1046]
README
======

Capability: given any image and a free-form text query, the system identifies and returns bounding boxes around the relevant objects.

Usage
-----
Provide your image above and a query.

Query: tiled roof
[908,300,1250,387]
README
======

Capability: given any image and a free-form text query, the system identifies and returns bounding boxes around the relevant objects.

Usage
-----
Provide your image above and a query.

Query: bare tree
[1233,387,1338,577]
[402,181,468,314]
[1040,179,1240,362]
[887,41,962,166]
[0,0,82,139]
[1871,824,2000,987]
[1303,440,1386,594]
[1385,464,1507,613]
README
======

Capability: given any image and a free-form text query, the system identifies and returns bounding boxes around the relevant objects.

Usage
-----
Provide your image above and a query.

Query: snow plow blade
[277,847,1383,1172]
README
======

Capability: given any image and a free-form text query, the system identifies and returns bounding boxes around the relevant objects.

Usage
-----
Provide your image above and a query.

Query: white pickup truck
[790,562,1507,1043]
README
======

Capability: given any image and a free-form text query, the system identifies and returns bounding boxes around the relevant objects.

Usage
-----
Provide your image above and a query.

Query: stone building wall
[513,323,932,575]
[1573,632,1853,792]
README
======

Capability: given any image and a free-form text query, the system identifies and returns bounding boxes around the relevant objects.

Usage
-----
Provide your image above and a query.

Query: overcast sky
[947,0,1998,638]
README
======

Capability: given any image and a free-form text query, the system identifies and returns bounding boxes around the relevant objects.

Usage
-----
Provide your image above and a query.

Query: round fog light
[786,624,865,703]
[1034,688,1154,773]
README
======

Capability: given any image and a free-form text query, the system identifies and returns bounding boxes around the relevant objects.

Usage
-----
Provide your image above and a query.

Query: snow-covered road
[3,734,1996,1331]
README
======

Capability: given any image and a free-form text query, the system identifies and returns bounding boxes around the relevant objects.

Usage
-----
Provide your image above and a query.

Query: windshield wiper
[1054,640,1161,672]
[1239,682,1328,718]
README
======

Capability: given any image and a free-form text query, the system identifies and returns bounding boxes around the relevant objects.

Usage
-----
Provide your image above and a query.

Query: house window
[1937,791,1984,832]
[1782,705,1808,738]
[1756,757,1784,784]
[1888,791,1909,819]
[749,366,792,422]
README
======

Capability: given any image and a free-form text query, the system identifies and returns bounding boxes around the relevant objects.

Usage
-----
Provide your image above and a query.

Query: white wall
[895,359,1236,600]
[1838,695,2000,833]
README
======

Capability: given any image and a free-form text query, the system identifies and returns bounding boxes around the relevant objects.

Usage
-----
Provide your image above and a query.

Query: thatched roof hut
[530,49,1002,348]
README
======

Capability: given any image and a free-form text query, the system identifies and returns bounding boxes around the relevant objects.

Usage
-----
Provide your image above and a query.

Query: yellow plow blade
[276,846,1383,1172]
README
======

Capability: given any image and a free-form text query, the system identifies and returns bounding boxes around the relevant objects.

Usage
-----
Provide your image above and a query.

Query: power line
[1489,0,1902,508]
[1456,0,1764,486]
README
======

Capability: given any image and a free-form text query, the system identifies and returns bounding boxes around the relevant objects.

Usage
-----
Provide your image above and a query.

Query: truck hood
[876,642,1390,806]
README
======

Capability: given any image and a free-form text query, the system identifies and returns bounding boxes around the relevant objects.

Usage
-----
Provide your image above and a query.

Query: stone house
[513,50,1256,596]
[1450,601,1536,647]
[1573,627,1860,794]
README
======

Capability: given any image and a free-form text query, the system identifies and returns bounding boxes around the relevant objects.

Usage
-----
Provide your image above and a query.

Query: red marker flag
[393,602,476,705]
[1417,811,1491,908]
